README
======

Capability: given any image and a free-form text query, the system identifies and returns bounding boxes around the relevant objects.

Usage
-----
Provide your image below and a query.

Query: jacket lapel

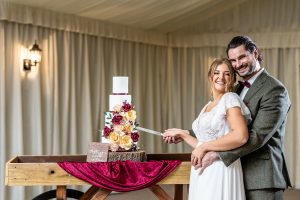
[243,70,269,105]
[235,81,244,95]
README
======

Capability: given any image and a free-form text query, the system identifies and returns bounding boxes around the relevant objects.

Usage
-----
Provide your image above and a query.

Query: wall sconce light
[23,40,42,71]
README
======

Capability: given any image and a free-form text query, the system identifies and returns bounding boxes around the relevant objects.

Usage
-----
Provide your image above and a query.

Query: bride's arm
[191,107,248,166]
[199,107,248,152]
[163,128,199,148]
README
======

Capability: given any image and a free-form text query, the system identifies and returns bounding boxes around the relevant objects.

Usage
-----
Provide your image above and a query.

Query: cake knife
[136,127,163,136]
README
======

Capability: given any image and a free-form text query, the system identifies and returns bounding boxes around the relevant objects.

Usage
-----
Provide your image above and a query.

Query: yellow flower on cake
[109,131,120,143]
[123,124,133,134]
[119,135,133,150]
[125,110,136,121]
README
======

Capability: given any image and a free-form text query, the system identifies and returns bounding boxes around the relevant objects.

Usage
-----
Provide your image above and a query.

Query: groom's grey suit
[219,70,291,198]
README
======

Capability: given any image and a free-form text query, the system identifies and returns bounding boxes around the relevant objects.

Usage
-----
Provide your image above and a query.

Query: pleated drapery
[58,160,181,192]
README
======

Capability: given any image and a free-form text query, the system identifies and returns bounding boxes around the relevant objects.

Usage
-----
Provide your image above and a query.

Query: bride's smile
[212,63,231,94]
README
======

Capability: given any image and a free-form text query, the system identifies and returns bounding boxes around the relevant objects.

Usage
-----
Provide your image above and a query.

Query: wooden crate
[5,153,191,186]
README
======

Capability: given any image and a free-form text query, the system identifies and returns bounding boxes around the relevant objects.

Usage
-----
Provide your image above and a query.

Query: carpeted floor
[106,185,300,200]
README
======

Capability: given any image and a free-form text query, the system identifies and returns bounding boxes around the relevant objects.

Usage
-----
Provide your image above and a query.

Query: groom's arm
[218,85,290,166]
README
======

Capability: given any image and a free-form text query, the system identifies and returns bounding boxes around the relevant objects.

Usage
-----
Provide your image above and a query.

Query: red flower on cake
[131,132,139,142]
[103,126,112,137]
[112,115,123,125]
[122,102,132,112]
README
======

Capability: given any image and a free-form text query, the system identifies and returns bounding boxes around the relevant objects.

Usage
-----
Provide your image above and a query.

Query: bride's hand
[191,144,207,167]
[162,128,184,143]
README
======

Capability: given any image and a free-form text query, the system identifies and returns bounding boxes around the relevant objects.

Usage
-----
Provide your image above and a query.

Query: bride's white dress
[189,92,251,200]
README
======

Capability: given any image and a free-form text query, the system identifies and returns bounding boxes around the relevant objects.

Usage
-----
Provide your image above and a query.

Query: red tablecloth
[58,160,181,192]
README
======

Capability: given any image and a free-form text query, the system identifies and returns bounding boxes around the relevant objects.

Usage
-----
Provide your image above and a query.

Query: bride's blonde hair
[208,58,236,94]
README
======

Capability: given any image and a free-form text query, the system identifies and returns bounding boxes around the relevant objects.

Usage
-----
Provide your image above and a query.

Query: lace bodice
[192,92,251,142]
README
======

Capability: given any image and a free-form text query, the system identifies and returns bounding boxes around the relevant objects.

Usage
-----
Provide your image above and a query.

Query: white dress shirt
[240,68,264,100]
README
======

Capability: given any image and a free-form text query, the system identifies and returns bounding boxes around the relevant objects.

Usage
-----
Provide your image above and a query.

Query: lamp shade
[23,40,42,71]
[29,41,42,64]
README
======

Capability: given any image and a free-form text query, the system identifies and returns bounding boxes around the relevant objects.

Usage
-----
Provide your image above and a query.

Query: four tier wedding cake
[102,77,145,160]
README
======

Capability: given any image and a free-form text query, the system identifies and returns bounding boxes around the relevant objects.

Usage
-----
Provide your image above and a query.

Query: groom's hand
[194,151,219,175]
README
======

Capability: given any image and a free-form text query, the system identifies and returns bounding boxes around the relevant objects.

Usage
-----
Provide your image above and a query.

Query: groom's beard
[236,62,256,79]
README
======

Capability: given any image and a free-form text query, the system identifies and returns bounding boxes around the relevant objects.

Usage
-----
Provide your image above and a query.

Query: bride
[163,58,251,200]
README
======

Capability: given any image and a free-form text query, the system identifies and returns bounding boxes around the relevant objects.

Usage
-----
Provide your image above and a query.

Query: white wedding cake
[100,76,146,161]
[102,76,141,152]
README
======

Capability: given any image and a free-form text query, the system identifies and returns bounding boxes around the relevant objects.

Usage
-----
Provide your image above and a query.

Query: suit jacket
[218,70,291,190]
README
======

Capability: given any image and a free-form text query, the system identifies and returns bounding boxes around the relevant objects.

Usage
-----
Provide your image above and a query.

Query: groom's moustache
[236,63,248,70]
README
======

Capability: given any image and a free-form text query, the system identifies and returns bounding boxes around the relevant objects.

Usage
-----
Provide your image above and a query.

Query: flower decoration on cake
[103,101,139,151]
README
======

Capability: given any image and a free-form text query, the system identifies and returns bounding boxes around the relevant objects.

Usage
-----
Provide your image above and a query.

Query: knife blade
[136,127,162,136]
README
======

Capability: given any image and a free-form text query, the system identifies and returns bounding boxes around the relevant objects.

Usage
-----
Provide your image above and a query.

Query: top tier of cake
[112,76,128,94]
[109,76,131,111]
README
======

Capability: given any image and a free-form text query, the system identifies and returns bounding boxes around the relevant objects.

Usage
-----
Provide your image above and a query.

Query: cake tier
[109,94,131,111]
[113,76,128,94]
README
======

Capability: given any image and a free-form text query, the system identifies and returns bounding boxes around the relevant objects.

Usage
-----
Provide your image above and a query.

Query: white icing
[113,76,128,93]
[109,95,131,111]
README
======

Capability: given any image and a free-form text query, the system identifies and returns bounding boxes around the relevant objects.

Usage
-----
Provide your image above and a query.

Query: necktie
[242,80,251,88]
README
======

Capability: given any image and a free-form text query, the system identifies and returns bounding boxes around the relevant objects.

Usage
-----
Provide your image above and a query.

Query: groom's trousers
[246,189,284,200]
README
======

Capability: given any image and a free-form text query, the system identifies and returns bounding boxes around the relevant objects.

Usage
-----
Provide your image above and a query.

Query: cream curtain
[1,0,300,199]
[263,48,300,188]
[0,21,170,199]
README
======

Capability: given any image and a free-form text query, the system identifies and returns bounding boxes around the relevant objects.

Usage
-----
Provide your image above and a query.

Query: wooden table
[5,153,191,200]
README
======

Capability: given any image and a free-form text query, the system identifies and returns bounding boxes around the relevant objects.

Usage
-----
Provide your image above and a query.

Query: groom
[218,36,291,200]
[174,36,291,200]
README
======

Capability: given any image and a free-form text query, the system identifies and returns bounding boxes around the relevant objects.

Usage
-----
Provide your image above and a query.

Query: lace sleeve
[221,92,252,124]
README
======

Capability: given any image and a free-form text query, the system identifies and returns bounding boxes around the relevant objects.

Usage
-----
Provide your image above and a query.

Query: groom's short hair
[226,36,263,62]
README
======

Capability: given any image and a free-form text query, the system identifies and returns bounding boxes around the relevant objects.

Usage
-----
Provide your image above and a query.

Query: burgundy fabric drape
[58,160,181,192]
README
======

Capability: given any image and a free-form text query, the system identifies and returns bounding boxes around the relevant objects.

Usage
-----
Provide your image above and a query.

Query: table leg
[186,184,189,199]
[80,186,111,200]
[80,186,99,200]
[149,185,172,200]
[56,185,67,200]
[90,188,112,200]
[174,184,183,200]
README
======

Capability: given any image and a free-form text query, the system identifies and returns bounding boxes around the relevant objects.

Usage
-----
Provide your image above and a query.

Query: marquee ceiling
[1,0,246,33]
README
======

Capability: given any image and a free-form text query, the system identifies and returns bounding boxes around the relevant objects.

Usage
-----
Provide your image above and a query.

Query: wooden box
[107,150,147,162]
